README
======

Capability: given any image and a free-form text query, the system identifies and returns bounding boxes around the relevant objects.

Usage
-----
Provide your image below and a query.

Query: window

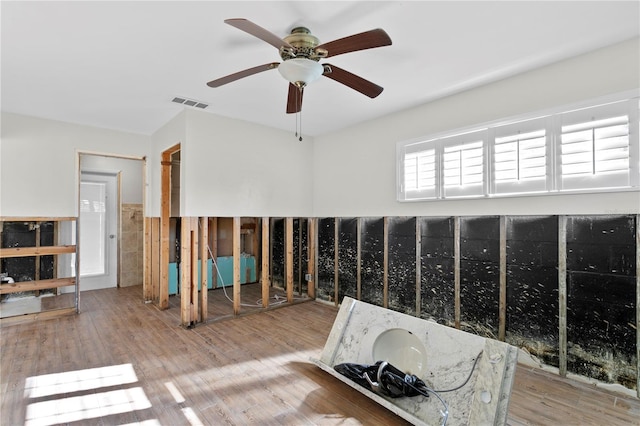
[492,117,549,195]
[399,145,438,200]
[397,95,639,201]
[559,102,633,191]
[442,132,486,198]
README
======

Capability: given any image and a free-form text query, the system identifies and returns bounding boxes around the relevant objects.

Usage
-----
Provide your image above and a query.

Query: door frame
[75,151,146,302]
[160,143,181,309]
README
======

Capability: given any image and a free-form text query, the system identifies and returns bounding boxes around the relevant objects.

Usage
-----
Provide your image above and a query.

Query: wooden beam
[286,217,294,303]
[180,217,193,326]
[0,245,75,258]
[261,217,270,307]
[356,217,362,301]
[0,307,76,327]
[415,217,421,316]
[558,215,568,377]
[635,213,639,398]
[454,216,461,329]
[190,218,198,324]
[151,217,160,303]
[34,223,41,296]
[199,217,208,322]
[0,217,76,222]
[383,217,389,309]
[334,218,339,306]
[210,217,218,288]
[298,220,303,294]
[499,216,507,341]
[0,278,75,294]
[143,217,152,301]
[307,218,316,299]
[159,147,176,310]
[233,217,241,315]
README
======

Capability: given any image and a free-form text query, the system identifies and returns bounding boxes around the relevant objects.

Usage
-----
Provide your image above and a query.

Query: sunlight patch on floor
[25,387,151,426]
[24,363,156,426]
[25,363,138,398]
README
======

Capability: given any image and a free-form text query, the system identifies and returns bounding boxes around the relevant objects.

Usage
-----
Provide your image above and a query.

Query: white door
[78,171,118,291]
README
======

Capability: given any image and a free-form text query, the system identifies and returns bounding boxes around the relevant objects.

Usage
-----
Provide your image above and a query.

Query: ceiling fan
[207,19,392,114]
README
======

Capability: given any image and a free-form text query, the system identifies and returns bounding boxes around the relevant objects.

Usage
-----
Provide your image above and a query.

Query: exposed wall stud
[307,218,316,299]
[499,216,507,341]
[261,217,270,307]
[383,217,389,309]
[636,214,640,398]
[558,215,568,377]
[210,217,218,289]
[180,217,192,326]
[454,216,461,329]
[233,217,241,315]
[357,217,362,301]
[199,217,208,322]
[160,143,180,309]
[416,217,421,316]
[190,218,198,323]
[334,218,339,306]
[286,217,294,303]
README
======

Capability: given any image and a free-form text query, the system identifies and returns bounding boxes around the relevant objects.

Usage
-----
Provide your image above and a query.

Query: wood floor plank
[1,284,638,426]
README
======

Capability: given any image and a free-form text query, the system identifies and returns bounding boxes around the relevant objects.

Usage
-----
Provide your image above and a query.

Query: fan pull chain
[295,87,303,141]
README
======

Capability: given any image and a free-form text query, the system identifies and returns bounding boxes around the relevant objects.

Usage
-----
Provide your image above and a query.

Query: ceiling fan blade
[322,64,383,98]
[224,18,293,50]
[207,62,279,88]
[315,28,391,58]
[286,83,303,114]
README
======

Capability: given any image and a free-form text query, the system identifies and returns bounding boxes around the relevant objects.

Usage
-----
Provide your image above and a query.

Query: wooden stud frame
[199,217,208,322]
[334,219,339,306]
[262,217,270,307]
[383,217,389,309]
[307,218,316,299]
[233,217,241,315]
[636,213,639,398]
[499,216,507,341]
[356,218,362,302]
[286,217,294,303]
[415,218,421,316]
[0,217,79,323]
[160,143,180,309]
[558,215,568,377]
[454,216,461,329]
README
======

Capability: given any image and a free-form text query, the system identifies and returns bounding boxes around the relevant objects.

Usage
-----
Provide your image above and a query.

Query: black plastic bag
[334,361,428,398]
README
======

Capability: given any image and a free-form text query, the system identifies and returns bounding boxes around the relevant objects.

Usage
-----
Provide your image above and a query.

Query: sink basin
[372,328,428,376]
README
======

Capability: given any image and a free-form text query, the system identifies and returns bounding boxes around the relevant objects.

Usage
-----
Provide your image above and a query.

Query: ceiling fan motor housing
[280,27,327,61]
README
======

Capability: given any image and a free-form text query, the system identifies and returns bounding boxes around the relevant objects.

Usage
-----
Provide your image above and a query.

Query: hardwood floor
[1,285,638,425]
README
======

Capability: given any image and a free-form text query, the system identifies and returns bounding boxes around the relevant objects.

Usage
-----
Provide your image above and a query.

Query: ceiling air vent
[172,96,208,109]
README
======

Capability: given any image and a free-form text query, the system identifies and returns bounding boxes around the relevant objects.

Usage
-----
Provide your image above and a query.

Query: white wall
[312,38,640,217]
[0,113,149,217]
[3,38,638,220]
[181,109,314,217]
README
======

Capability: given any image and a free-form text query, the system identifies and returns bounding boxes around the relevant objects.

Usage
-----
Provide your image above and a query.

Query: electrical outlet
[305,273,312,282]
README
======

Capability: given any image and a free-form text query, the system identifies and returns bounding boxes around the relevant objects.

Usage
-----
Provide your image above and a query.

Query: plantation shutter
[400,144,437,199]
[442,130,486,198]
[492,117,549,195]
[559,101,632,190]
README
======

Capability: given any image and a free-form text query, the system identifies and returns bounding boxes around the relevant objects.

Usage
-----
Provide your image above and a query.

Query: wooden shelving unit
[0,217,79,324]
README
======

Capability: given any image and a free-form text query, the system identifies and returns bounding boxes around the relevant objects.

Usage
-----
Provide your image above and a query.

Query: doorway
[74,153,145,296]
[78,171,118,291]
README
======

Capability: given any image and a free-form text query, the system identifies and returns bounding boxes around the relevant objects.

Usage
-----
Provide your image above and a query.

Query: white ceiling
[2,1,639,137]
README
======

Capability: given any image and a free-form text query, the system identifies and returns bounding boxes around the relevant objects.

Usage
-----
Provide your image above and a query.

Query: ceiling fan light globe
[278,58,324,86]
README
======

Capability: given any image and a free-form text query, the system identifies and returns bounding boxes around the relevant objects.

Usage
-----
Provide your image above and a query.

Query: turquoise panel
[168,259,214,295]
[214,255,257,287]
